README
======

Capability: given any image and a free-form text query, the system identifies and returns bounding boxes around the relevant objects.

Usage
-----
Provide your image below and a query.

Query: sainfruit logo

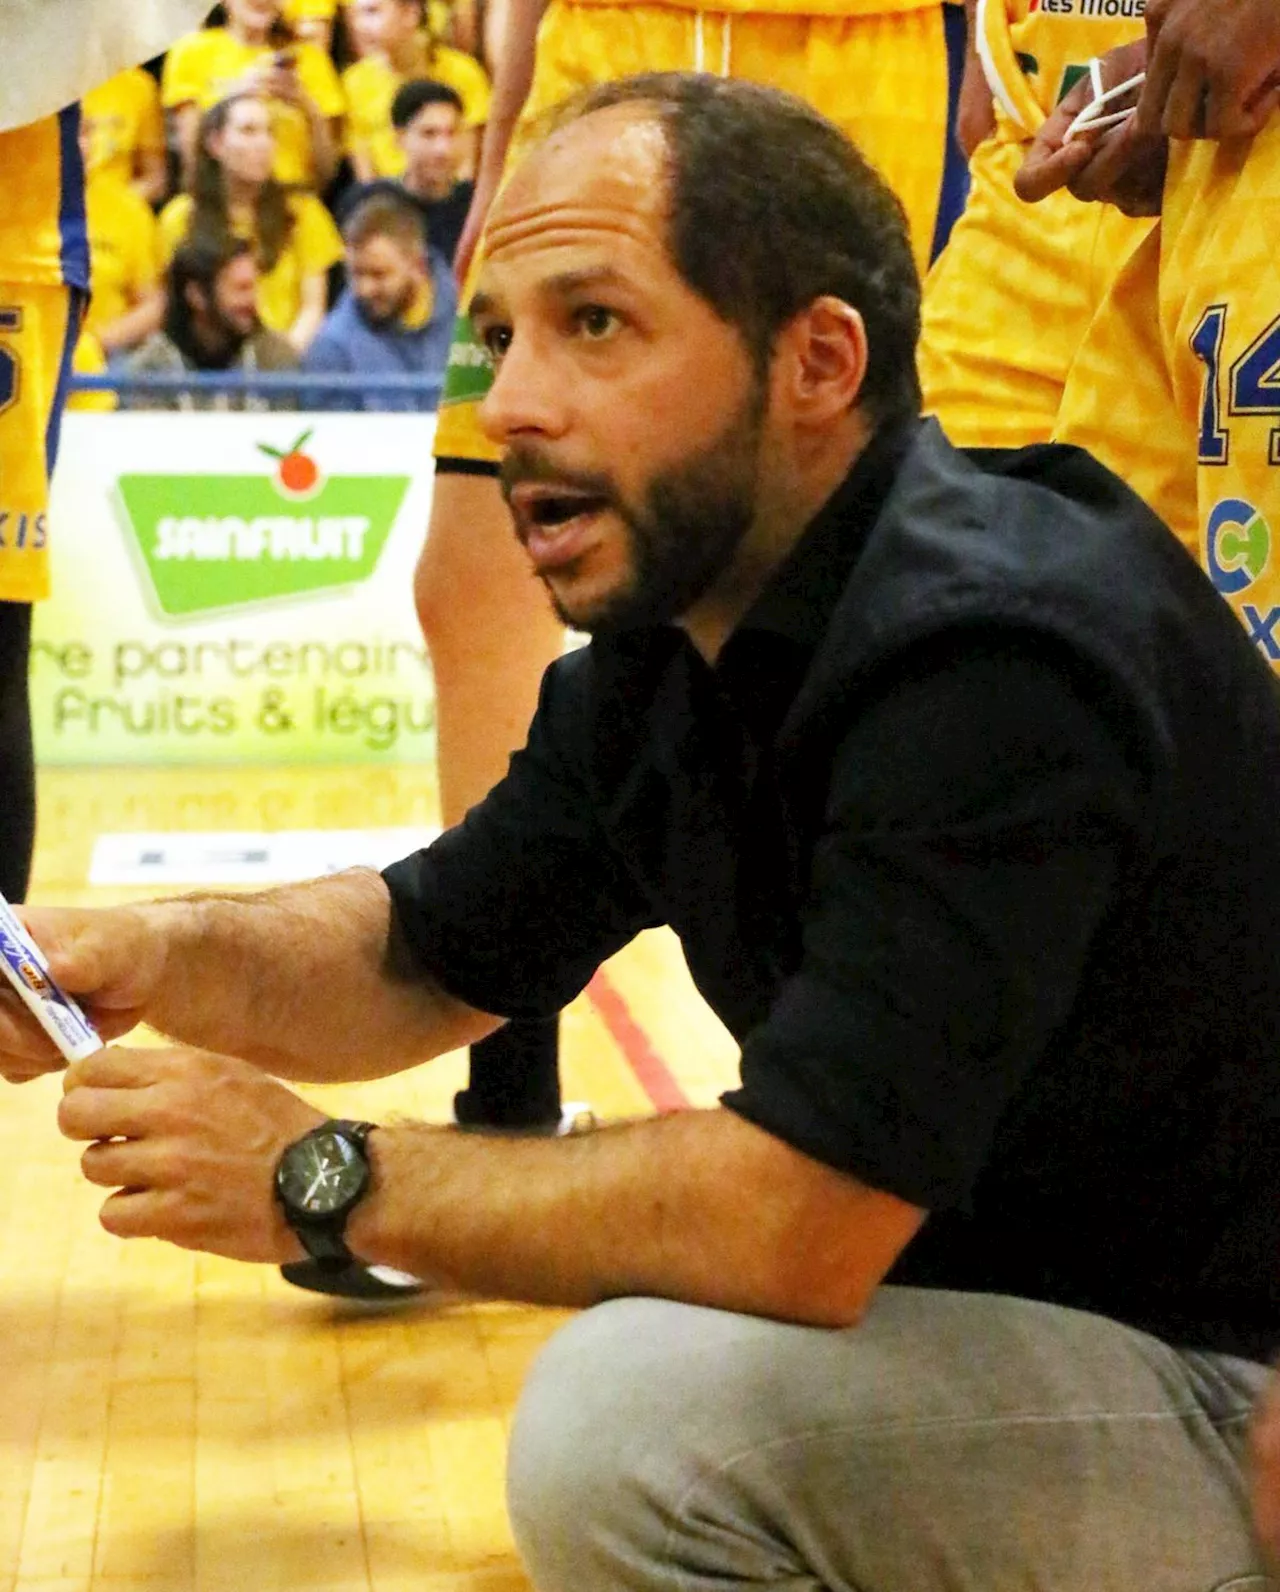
[1206,497,1270,597]
[115,428,410,619]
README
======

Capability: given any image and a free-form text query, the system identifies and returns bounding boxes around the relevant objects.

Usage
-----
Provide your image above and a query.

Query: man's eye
[479,325,511,362]
[575,305,620,340]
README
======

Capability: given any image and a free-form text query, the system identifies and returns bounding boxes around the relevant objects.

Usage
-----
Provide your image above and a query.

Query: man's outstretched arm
[0,869,497,1085]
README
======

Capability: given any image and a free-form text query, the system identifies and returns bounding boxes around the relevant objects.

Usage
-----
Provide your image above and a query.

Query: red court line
[588,969,691,1113]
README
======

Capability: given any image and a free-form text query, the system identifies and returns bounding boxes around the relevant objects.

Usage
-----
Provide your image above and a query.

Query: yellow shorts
[1056,121,1280,667]
[435,0,949,467]
[919,134,1153,450]
[0,283,82,604]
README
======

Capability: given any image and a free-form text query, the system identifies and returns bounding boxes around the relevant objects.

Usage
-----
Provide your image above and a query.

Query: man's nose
[479,334,570,446]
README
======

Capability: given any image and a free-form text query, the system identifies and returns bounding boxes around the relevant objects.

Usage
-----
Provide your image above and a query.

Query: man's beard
[502,377,767,636]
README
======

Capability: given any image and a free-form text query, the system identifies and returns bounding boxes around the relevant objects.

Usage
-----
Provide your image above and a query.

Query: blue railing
[69,369,445,405]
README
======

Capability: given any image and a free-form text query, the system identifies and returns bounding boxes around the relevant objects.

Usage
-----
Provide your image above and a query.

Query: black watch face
[278,1129,368,1215]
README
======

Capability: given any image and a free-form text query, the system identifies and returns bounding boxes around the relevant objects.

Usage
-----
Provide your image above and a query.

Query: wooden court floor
[1,763,739,1592]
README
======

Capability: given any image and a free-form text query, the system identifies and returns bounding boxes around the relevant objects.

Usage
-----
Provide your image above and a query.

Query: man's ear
[781,296,868,425]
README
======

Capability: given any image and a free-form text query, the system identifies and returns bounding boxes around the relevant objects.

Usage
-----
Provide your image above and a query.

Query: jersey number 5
[1193,306,1280,469]
[0,309,22,418]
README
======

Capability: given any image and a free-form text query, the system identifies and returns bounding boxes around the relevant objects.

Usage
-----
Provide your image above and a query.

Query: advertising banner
[32,411,439,765]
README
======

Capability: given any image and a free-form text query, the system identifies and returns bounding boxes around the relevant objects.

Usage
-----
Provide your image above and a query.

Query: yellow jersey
[83,175,162,336]
[0,109,90,291]
[158,191,343,336]
[565,0,938,14]
[81,67,165,189]
[343,43,492,177]
[976,0,1146,137]
[161,28,345,187]
[282,0,338,20]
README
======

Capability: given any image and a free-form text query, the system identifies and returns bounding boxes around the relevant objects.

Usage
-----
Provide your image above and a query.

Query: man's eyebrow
[468,266,632,322]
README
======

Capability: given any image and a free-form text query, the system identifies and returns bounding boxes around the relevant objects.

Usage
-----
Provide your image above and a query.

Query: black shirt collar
[726,417,918,654]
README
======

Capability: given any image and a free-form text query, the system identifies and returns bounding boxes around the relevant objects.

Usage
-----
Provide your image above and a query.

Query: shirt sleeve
[157,197,192,268]
[160,32,206,109]
[298,42,345,118]
[292,195,345,276]
[136,69,166,158]
[381,653,659,1019]
[722,631,1148,1211]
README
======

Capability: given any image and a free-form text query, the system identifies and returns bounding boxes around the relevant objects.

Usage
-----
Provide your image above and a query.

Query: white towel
[0,0,211,131]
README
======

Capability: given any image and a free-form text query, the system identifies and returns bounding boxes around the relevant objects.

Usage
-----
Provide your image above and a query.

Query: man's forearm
[139,868,495,1080]
[347,1107,924,1327]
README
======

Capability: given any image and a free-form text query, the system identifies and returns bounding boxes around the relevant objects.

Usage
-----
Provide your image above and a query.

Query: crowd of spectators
[72,0,484,411]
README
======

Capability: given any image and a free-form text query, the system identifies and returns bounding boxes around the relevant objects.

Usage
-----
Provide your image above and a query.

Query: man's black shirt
[384,419,1280,1360]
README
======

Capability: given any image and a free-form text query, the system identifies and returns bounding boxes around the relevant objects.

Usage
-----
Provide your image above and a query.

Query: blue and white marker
[0,893,101,1062]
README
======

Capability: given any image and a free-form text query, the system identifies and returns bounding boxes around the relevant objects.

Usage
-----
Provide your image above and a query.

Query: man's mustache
[499,451,618,507]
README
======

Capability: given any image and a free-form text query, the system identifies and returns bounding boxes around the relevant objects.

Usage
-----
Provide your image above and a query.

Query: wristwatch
[274,1118,378,1269]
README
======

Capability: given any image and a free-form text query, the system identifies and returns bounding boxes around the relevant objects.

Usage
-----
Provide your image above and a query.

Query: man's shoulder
[246,329,300,371]
[126,331,187,373]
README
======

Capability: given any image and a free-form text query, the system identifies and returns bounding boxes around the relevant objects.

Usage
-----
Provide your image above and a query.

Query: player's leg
[730,6,951,282]
[415,467,565,1132]
[1053,224,1198,550]
[922,133,1153,450]
[1157,125,1280,670]
[0,283,82,902]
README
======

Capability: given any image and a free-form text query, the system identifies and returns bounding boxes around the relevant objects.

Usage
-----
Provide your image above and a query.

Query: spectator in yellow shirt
[158,94,344,352]
[281,0,339,50]
[162,0,345,189]
[343,0,490,180]
[81,66,168,204]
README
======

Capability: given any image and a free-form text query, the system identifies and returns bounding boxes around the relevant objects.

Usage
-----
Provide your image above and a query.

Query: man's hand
[1015,41,1168,217]
[0,906,170,1083]
[1138,0,1280,139]
[58,1045,324,1262]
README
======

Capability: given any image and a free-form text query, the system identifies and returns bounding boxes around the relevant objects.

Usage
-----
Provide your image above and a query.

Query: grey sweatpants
[507,1287,1272,1591]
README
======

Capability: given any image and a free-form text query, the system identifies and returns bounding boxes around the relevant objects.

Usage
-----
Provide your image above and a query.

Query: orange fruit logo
[258,428,324,501]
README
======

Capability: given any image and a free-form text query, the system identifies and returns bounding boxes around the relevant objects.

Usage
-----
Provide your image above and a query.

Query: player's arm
[286,269,330,353]
[956,0,996,157]
[452,0,550,278]
[94,288,165,356]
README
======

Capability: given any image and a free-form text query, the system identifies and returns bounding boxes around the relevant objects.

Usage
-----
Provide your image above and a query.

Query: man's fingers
[1160,56,1211,137]
[58,1079,160,1143]
[64,1044,169,1093]
[1134,28,1181,134]
[1014,135,1093,204]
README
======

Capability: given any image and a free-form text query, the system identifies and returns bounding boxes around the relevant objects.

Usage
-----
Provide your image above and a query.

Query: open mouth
[510,485,612,570]
[527,493,609,529]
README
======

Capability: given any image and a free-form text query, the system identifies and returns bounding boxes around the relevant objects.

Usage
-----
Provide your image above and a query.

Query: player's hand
[58,1045,324,1263]
[1137,0,1280,140]
[1015,41,1168,217]
[1251,1369,1280,1574]
[0,906,168,1082]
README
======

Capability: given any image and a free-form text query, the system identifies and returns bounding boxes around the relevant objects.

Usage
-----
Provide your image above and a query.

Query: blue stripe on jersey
[56,103,90,292]
[45,289,85,479]
[930,0,972,264]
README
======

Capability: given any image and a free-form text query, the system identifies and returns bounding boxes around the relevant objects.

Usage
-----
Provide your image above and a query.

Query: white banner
[34,411,439,765]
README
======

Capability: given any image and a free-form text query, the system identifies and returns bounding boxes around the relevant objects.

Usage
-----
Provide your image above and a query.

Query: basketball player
[1017,0,1280,669]
[919,0,1152,450]
[0,0,210,899]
